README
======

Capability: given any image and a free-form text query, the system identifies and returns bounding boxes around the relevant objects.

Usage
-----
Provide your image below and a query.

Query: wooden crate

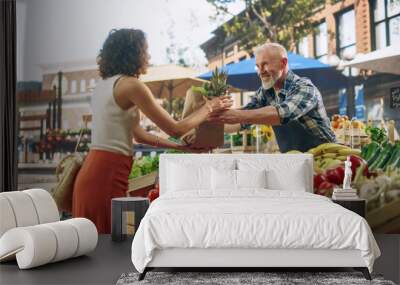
[366,198,400,232]
[126,171,158,196]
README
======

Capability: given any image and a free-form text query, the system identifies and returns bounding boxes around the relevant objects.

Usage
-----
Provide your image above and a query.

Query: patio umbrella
[142,64,241,113]
[199,53,348,92]
[141,65,210,113]
[342,44,400,75]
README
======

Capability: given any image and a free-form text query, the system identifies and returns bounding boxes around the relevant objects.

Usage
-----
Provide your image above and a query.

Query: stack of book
[332,188,358,200]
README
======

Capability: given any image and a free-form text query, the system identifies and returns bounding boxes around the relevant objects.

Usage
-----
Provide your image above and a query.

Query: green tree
[207,0,326,51]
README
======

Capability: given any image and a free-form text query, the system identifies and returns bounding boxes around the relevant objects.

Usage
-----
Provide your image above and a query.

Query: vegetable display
[289,141,400,209]
[129,155,159,179]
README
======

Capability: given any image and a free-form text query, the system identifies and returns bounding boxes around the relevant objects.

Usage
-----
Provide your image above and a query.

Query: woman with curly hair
[72,28,232,233]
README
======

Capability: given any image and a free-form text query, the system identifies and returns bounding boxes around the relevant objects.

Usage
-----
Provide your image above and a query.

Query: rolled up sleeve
[275,83,318,125]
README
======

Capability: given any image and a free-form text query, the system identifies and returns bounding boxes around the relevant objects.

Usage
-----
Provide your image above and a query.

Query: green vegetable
[366,145,382,166]
[231,132,242,146]
[370,144,393,171]
[152,155,159,170]
[384,143,400,170]
[129,164,142,179]
[365,126,387,145]
[128,154,160,179]
[362,141,380,161]
[361,144,369,159]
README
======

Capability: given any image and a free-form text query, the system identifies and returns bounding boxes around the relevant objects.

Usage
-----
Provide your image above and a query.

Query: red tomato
[315,181,334,196]
[313,173,327,190]
[147,188,159,203]
[318,181,334,191]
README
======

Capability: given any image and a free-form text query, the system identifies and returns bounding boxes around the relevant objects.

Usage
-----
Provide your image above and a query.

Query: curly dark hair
[97,28,148,79]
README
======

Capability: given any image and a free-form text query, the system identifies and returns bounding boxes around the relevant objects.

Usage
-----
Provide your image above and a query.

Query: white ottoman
[0,189,98,269]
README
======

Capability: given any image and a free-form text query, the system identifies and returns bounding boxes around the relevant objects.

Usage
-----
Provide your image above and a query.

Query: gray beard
[261,78,276,90]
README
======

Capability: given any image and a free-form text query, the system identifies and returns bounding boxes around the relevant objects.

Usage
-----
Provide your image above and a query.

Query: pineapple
[192,68,228,98]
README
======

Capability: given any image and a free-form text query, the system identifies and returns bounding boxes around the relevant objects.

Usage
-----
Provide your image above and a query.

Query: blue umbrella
[199,52,348,92]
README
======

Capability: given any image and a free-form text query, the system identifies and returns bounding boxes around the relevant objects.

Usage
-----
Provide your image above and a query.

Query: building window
[314,21,328,61]
[372,0,400,50]
[70,80,77,94]
[89,78,96,88]
[80,79,86,93]
[297,36,309,57]
[224,46,234,58]
[336,8,356,59]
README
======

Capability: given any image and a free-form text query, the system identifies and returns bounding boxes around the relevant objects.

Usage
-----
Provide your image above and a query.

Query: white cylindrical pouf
[42,221,79,262]
[24,189,59,224]
[0,192,39,227]
[0,226,57,269]
[0,196,16,237]
[64,218,98,257]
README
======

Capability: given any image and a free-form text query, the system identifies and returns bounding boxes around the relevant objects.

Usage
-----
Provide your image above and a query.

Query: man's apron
[272,120,327,153]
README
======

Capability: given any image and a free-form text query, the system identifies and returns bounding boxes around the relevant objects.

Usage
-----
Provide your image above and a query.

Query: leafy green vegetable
[365,126,387,145]
[231,133,242,146]
[128,154,160,179]
[152,155,159,170]
[139,156,154,175]
[128,164,142,179]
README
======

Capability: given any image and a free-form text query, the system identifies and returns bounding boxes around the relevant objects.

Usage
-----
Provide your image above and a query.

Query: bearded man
[210,42,336,152]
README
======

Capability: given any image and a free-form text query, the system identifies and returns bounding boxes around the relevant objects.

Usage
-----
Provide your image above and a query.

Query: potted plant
[181,68,229,148]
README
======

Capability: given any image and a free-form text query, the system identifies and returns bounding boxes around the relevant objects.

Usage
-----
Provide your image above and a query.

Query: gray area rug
[116,271,396,285]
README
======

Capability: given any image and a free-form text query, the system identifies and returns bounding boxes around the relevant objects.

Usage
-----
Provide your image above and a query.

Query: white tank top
[90,75,139,156]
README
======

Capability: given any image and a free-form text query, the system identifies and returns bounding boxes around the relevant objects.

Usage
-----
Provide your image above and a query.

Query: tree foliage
[207,0,326,51]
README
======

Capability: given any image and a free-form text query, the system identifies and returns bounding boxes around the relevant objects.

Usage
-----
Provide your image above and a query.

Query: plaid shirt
[242,70,336,143]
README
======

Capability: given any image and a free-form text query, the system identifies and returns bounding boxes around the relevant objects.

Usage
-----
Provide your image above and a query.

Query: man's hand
[208,109,244,124]
[207,95,233,113]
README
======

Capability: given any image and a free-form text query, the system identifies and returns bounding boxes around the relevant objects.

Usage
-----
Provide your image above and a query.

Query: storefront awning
[199,53,348,92]
[343,44,400,75]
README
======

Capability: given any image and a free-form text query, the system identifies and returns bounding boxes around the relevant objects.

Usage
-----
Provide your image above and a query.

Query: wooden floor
[0,234,399,285]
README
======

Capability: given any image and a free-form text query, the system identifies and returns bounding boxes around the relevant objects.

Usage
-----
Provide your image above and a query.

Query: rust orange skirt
[72,149,133,234]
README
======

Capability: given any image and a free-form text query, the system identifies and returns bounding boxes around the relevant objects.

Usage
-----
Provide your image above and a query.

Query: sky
[16,0,245,81]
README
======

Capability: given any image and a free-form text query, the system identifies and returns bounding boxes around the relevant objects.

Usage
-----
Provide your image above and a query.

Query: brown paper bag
[181,88,224,148]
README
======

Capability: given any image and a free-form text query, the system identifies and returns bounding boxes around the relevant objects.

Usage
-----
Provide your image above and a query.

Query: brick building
[19,60,100,132]
[200,0,400,122]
